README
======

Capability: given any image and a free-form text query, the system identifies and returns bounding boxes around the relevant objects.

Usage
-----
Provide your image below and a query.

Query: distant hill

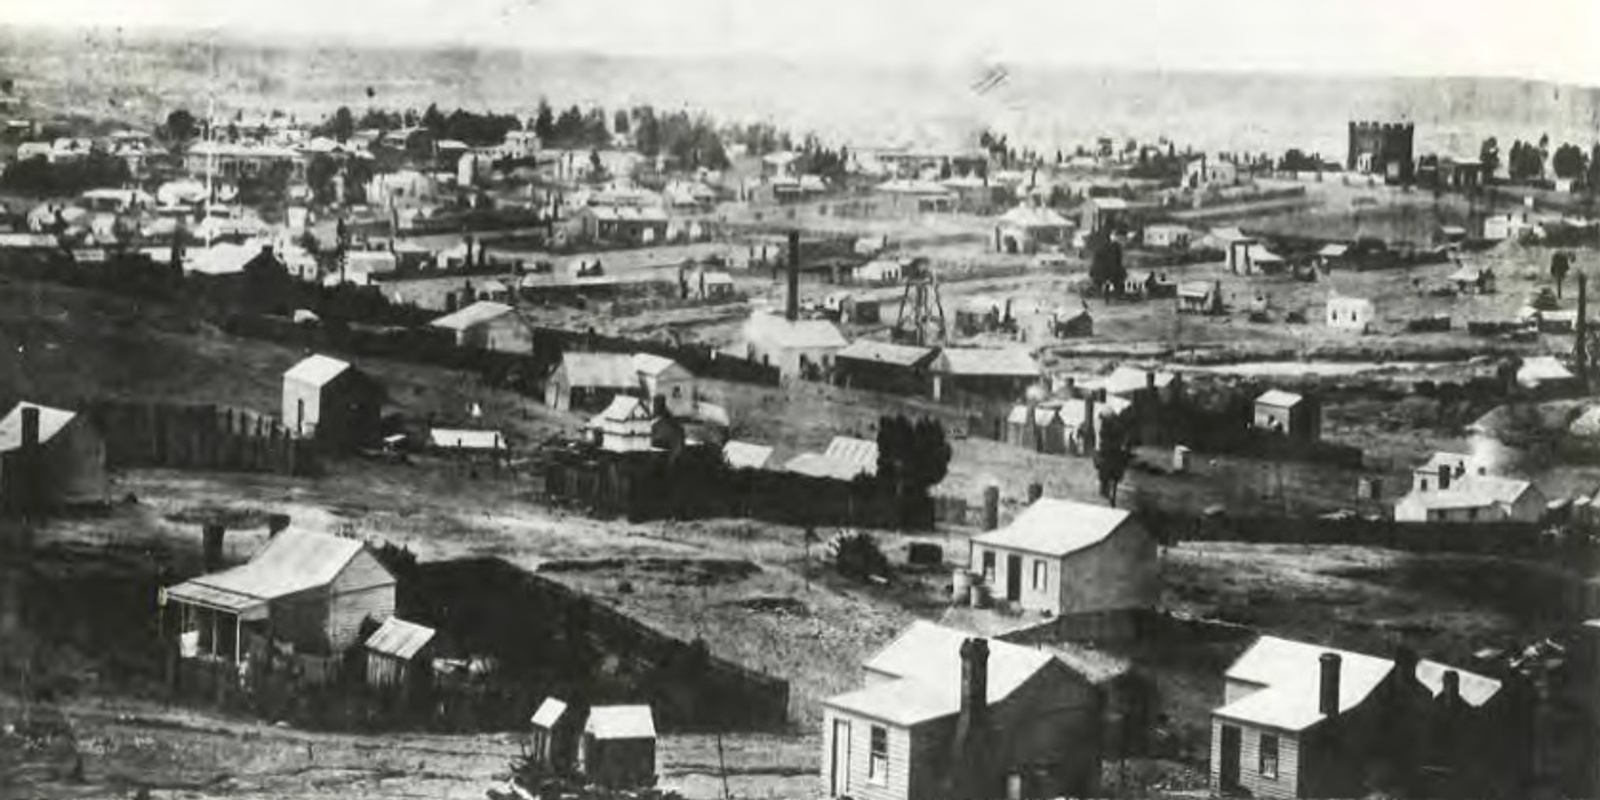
[1,25,1596,159]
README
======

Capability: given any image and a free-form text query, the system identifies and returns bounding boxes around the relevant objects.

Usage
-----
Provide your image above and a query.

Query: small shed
[428,428,506,455]
[282,354,383,450]
[723,440,776,471]
[0,401,107,509]
[530,696,581,773]
[1178,281,1223,315]
[363,617,437,689]
[582,705,657,789]
[1253,389,1321,442]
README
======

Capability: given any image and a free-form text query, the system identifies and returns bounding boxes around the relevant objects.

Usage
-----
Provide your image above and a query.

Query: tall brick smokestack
[786,230,800,322]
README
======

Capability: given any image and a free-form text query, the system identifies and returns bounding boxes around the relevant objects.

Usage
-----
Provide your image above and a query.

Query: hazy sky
[12,0,1600,85]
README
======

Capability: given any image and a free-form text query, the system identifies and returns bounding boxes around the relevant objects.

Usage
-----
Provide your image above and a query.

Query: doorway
[831,719,852,797]
[1005,554,1022,602]
[1219,724,1242,793]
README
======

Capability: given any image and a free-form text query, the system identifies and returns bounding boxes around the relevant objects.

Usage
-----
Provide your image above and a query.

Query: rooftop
[723,440,775,470]
[429,428,505,451]
[561,352,640,390]
[1256,389,1304,408]
[531,697,569,729]
[835,339,937,367]
[970,497,1133,557]
[0,402,76,451]
[586,705,656,740]
[165,530,383,613]
[935,347,1039,378]
[283,354,352,388]
[747,313,849,350]
[824,620,1056,726]
[429,301,514,331]
[1216,635,1501,732]
[825,436,880,477]
[364,617,436,660]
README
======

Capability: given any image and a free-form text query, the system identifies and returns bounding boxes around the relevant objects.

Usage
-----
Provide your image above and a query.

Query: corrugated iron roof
[971,498,1132,557]
[0,402,76,452]
[784,452,866,481]
[825,436,879,477]
[746,314,849,351]
[585,705,655,740]
[1104,366,1177,396]
[364,617,436,660]
[283,354,352,388]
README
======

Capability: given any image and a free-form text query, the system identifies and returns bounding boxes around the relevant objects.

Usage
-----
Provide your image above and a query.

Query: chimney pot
[1394,645,1419,684]
[960,637,990,718]
[1319,652,1342,717]
[1441,669,1461,702]
[20,406,40,452]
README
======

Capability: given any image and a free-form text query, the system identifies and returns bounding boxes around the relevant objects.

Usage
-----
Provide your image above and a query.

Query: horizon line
[3,21,1598,92]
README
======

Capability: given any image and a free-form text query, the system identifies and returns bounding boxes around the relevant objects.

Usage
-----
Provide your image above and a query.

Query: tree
[613,109,630,135]
[1094,412,1133,505]
[1088,231,1126,294]
[1479,137,1500,182]
[533,99,555,143]
[1552,251,1572,298]
[330,106,355,143]
[164,108,198,144]
[588,149,606,182]
[421,103,446,137]
[1552,143,1588,181]
[875,415,950,529]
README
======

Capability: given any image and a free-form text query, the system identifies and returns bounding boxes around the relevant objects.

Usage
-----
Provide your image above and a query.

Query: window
[1032,559,1046,591]
[1259,733,1279,779]
[868,725,888,785]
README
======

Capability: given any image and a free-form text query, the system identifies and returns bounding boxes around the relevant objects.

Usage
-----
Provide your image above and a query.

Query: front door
[831,718,852,797]
[1005,554,1022,602]
[1219,724,1242,793]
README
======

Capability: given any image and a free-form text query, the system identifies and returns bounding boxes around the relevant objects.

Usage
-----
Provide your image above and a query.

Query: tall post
[1576,272,1589,387]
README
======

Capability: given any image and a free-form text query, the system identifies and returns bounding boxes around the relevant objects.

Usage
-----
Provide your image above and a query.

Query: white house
[1326,296,1375,332]
[586,395,658,452]
[968,497,1158,617]
[1394,473,1546,523]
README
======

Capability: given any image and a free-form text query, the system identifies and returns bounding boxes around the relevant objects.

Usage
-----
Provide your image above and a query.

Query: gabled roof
[935,347,1039,378]
[1216,635,1501,732]
[836,339,937,367]
[429,301,514,331]
[998,205,1071,229]
[585,705,656,740]
[825,621,1057,726]
[364,617,436,660]
[284,354,352,387]
[590,395,652,425]
[747,314,849,350]
[1518,356,1575,384]
[1104,365,1177,396]
[632,352,684,378]
[429,428,505,450]
[1255,389,1304,408]
[531,697,569,729]
[723,440,775,470]
[1178,281,1215,298]
[1402,475,1537,510]
[825,436,879,477]
[560,352,640,390]
[0,402,77,451]
[970,497,1133,558]
[785,452,868,481]
[1327,295,1374,310]
[165,530,384,613]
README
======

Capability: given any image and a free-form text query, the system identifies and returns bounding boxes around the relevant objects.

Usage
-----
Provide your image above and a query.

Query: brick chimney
[981,486,999,531]
[952,637,991,795]
[202,524,225,573]
[17,405,40,515]
[1319,652,1342,717]
[1394,644,1419,685]
[786,230,800,322]
[1440,669,1461,704]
